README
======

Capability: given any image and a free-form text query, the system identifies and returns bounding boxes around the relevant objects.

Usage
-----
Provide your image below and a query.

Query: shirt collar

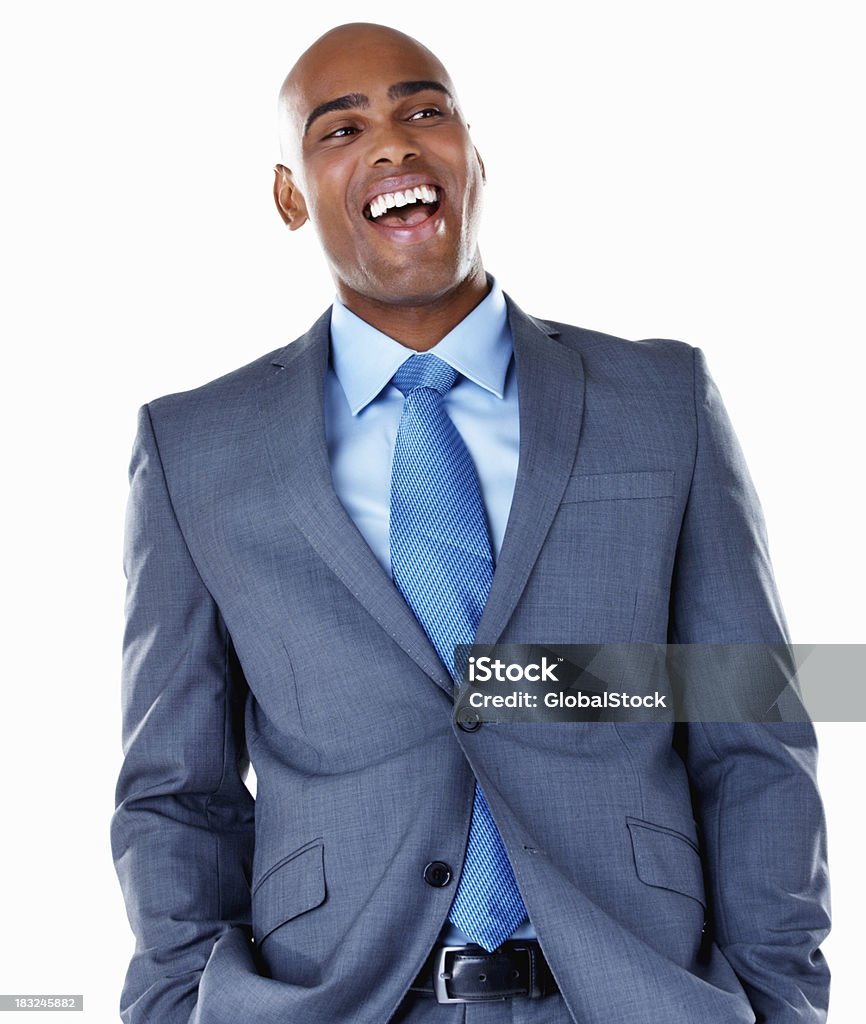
[329,277,512,416]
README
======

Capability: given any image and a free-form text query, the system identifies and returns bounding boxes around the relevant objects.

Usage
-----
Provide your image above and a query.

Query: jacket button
[456,709,481,732]
[423,861,453,887]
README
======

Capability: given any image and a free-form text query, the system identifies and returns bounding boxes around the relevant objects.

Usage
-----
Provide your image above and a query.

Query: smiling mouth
[363,185,442,227]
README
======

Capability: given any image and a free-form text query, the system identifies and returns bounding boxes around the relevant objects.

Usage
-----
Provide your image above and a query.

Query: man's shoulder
[145,309,330,429]
[152,346,280,406]
[520,307,697,389]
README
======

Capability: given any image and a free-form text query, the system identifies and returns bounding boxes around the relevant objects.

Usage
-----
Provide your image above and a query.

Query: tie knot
[392,354,458,397]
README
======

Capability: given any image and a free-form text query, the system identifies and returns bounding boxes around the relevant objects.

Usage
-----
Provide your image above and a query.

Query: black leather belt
[410,941,558,1003]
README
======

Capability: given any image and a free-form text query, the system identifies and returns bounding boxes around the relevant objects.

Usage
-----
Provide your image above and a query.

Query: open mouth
[363,185,442,228]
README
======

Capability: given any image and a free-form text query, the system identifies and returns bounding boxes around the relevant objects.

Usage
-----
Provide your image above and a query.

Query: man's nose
[367,122,420,166]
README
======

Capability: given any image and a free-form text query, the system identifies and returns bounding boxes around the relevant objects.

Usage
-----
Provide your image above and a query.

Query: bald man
[112,22,830,1024]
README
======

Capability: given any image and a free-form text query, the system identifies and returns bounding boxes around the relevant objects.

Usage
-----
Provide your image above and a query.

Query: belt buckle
[432,946,467,1004]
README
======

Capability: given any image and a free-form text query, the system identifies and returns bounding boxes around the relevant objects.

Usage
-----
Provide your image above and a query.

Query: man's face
[278,29,485,309]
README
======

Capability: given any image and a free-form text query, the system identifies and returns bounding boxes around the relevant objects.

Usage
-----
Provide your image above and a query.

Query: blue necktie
[389,353,527,952]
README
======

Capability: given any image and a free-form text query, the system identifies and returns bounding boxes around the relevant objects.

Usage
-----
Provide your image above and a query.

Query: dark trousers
[391,993,577,1023]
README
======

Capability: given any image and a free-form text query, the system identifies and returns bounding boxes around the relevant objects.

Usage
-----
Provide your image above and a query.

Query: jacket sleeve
[111,404,256,1023]
[669,348,831,1022]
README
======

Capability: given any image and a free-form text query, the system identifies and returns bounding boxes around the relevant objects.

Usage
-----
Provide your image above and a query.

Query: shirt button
[423,861,453,887]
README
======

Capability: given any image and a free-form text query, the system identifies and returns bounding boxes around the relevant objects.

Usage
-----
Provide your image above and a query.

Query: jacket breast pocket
[560,470,675,504]
[252,839,327,944]
[626,816,706,908]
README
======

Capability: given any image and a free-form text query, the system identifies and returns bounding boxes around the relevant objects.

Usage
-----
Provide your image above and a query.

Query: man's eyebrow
[303,82,453,137]
[304,93,369,136]
[387,80,452,102]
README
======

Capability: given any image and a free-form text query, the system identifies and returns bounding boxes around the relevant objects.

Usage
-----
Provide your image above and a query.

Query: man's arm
[111,405,255,1023]
[670,349,831,1021]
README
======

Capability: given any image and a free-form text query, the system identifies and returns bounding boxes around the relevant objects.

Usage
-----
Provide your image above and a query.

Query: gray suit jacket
[112,296,830,1023]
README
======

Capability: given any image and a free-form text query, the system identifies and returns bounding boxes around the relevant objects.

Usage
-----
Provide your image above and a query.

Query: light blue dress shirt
[324,277,536,943]
[325,278,519,570]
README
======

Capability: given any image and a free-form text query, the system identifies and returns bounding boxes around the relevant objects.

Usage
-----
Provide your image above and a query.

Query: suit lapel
[256,296,585,687]
[475,296,586,644]
[256,310,452,692]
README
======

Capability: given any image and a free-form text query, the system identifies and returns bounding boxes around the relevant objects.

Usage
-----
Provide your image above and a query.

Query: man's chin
[340,264,479,311]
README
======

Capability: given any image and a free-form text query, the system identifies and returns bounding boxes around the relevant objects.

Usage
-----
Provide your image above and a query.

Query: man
[111,22,830,1024]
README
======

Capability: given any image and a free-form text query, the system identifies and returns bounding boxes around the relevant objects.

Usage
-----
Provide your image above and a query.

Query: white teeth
[367,185,439,219]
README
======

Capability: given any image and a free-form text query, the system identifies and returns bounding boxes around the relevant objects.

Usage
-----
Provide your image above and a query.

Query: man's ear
[474,147,487,184]
[273,164,309,229]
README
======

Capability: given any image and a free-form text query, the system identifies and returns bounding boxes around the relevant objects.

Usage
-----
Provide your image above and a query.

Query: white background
[1,1,862,1020]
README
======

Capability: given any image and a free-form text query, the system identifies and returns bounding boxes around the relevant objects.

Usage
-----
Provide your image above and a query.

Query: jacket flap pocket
[252,840,326,943]
[627,817,705,907]
[562,470,675,503]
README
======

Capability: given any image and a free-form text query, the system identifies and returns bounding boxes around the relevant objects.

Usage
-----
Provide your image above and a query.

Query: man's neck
[336,266,490,352]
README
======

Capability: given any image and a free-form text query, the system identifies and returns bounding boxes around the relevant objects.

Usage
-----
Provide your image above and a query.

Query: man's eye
[325,126,357,139]
[408,107,441,121]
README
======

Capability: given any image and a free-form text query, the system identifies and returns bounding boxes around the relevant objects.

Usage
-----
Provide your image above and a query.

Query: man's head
[274,23,486,313]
